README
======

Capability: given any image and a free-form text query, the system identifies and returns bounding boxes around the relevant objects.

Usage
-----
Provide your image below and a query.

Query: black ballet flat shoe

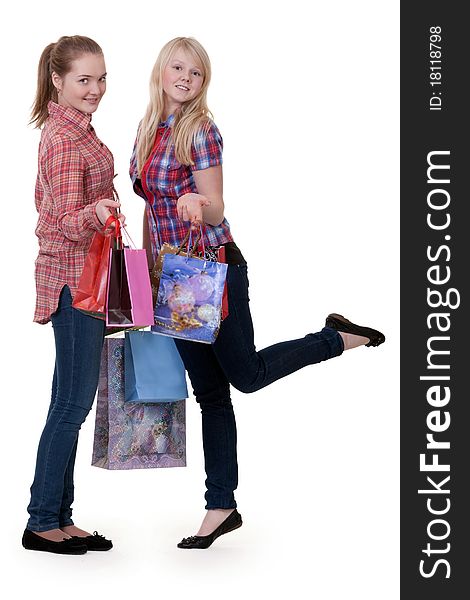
[22,529,88,555]
[177,509,243,549]
[73,531,113,551]
[325,313,386,347]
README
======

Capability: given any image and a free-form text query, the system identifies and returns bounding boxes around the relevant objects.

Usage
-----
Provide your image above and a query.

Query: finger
[201,198,211,206]
[182,206,190,222]
[100,199,121,208]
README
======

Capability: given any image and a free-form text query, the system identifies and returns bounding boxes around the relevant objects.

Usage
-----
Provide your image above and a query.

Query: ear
[51,71,62,93]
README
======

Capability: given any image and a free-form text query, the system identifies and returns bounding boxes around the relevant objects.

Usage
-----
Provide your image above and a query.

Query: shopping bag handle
[175,228,192,256]
[180,226,203,258]
[103,215,120,235]
[195,224,206,256]
[184,225,207,263]
[101,183,124,247]
[187,225,206,257]
[102,215,123,250]
[106,186,139,250]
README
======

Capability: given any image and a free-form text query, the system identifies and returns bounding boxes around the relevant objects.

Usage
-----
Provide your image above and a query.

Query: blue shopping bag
[153,253,228,344]
[124,331,188,402]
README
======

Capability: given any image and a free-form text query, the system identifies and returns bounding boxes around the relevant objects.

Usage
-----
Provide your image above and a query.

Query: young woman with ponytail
[23,35,121,555]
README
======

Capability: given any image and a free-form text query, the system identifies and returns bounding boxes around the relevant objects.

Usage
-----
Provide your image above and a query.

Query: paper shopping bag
[106,248,154,328]
[91,338,186,470]
[72,231,112,318]
[124,331,188,402]
[153,253,227,344]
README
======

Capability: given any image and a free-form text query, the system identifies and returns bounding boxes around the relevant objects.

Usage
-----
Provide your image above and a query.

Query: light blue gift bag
[124,331,188,402]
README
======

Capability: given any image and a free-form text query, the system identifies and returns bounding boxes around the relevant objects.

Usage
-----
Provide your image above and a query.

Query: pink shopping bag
[106,246,154,328]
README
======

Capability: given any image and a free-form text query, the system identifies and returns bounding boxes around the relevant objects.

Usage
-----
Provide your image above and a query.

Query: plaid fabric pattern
[129,115,233,250]
[33,101,115,324]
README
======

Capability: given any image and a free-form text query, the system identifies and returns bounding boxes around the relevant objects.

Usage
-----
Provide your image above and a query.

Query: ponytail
[30,43,58,129]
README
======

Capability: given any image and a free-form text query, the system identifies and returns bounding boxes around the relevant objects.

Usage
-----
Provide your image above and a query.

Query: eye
[99,76,107,82]
[173,65,182,70]
[79,78,88,84]
[193,71,202,77]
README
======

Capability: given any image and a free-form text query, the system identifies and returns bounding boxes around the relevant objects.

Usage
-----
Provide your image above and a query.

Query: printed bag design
[153,253,227,344]
[92,338,186,470]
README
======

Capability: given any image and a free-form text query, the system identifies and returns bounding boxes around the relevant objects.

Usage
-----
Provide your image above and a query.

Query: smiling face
[162,48,204,116]
[52,53,107,115]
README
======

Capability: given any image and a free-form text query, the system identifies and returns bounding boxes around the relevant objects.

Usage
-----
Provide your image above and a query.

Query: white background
[0,1,399,598]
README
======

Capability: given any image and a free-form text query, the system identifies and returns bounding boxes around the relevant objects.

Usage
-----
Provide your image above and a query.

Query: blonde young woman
[24,36,120,554]
[130,37,385,549]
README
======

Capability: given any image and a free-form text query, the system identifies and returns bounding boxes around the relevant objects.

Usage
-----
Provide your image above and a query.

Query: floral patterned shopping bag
[91,338,186,470]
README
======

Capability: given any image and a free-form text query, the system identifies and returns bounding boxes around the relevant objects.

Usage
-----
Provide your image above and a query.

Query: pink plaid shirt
[33,101,114,323]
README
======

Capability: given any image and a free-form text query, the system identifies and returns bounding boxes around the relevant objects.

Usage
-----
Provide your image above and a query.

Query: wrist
[86,201,103,230]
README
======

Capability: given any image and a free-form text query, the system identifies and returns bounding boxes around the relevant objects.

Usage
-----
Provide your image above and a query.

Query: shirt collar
[47,100,92,131]
[159,113,175,128]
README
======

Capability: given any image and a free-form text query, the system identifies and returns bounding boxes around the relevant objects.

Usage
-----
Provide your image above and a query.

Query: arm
[176,121,225,227]
[177,165,224,226]
[44,137,120,241]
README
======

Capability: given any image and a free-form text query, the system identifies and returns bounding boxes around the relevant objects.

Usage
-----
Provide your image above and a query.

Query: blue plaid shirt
[130,115,233,249]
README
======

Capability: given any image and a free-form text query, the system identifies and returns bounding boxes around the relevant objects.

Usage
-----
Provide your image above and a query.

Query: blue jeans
[26,286,105,532]
[175,264,343,510]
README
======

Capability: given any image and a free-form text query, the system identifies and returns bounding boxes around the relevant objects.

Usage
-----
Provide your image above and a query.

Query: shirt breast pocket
[159,157,186,195]
[165,156,183,172]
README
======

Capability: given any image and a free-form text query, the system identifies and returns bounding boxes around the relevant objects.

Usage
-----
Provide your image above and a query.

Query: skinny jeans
[175,263,343,509]
[27,286,105,531]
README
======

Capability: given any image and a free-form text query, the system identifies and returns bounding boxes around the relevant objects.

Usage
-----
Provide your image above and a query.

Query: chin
[82,101,101,113]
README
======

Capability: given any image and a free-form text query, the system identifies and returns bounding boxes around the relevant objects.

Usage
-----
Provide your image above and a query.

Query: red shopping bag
[217,245,229,321]
[72,216,119,318]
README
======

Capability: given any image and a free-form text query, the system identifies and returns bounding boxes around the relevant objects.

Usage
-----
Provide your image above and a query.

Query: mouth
[175,85,190,92]
[84,97,99,104]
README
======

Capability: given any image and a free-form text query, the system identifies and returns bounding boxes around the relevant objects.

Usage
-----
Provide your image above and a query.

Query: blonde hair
[136,37,213,174]
[30,35,103,129]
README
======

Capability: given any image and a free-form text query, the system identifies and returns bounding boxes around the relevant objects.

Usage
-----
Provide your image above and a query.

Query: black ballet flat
[73,531,113,551]
[177,509,243,549]
[22,529,88,555]
[325,313,386,347]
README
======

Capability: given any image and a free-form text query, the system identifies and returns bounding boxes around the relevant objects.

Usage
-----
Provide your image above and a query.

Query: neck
[163,100,180,122]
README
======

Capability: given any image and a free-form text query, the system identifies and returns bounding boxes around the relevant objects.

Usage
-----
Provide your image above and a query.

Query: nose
[180,71,191,82]
[89,80,101,95]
